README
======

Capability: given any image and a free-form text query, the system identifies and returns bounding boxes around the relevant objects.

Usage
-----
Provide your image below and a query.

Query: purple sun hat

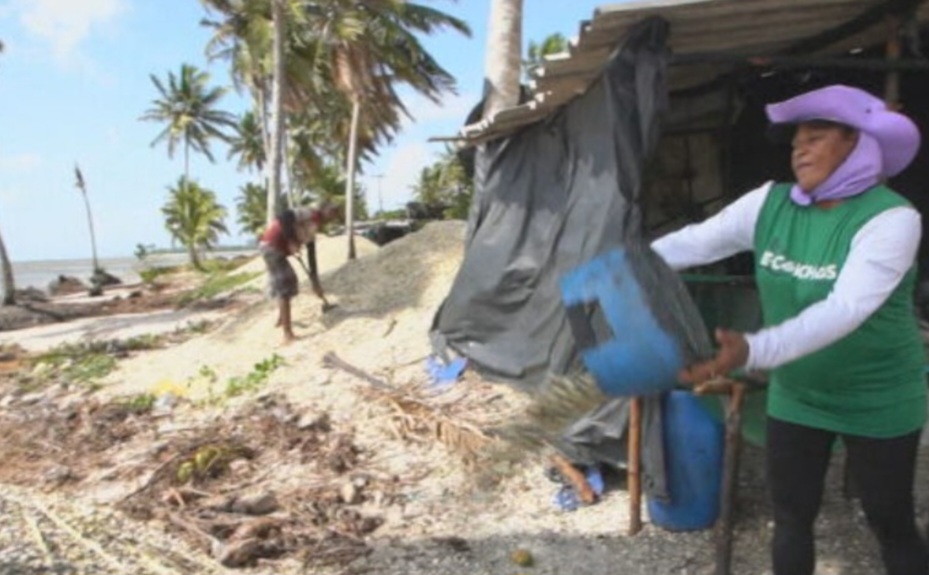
[766,84,921,177]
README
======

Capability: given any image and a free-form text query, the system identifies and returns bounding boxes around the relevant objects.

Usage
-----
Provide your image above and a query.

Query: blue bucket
[560,248,683,397]
[648,390,725,531]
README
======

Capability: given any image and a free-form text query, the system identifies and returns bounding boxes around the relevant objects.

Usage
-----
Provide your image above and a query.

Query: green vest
[753,183,926,437]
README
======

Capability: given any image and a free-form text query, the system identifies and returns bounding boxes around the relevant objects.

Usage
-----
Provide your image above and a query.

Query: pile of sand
[99,222,467,402]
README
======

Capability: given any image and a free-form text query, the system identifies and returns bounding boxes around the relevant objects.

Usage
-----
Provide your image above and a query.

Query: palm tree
[74,165,105,295]
[141,64,238,183]
[410,146,473,219]
[524,32,567,80]
[484,0,523,120]
[162,177,229,270]
[0,39,13,306]
[228,110,266,173]
[299,1,470,259]
[235,182,267,239]
[202,0,321,222]
[201,0,469,254]
[266,0,287,223]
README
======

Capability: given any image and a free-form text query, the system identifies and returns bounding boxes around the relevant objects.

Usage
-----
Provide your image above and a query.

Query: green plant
[175,442,251,484]
[177,271,260,306]
[35,342,116,386]
[122,334,164,351]
[119,393,157,414]
[31,336,166,388]
[200,257,243,274]
[140,265,183,285]
[188,364,220,405]
[224,354,284,399]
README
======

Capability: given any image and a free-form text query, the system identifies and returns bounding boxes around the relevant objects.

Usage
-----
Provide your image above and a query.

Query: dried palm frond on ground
[114,395,390,568]
[0,392,160,485]
[361,379,497,464]
[0,387,395,570]
[325,351,510,465]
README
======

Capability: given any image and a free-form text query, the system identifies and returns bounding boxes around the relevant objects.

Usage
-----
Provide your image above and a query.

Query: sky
[0,0,614,261]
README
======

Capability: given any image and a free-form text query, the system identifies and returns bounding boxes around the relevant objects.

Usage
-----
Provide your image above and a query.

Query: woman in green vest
[652,84,926,575]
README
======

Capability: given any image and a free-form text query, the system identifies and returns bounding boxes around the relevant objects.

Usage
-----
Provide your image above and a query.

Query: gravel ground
[0,484,232,575]
[0,445,910,575]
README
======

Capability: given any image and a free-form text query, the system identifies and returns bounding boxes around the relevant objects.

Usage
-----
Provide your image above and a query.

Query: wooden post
[884,15,902,109]
[715,383,746,575]
[628,396,643,535]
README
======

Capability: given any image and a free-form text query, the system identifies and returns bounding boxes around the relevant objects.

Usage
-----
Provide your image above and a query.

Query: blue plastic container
[560,248,682,397]
[648,390,725,531]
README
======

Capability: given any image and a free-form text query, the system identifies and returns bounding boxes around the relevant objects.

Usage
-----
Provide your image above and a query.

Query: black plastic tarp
[429,18,680,498]
[432,18,671,385]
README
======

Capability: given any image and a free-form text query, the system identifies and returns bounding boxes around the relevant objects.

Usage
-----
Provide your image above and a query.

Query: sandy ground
[1,222,926,575]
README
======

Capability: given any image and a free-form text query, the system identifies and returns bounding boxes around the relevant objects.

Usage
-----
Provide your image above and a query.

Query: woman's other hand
[679,329,749,385]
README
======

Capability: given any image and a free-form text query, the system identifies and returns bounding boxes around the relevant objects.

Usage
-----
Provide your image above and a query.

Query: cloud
[365,142,436,212]
[0,152,41,173]
[12,0,125,62]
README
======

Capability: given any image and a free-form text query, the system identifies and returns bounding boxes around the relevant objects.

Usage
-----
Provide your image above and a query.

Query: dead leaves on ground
[0,388,394,570]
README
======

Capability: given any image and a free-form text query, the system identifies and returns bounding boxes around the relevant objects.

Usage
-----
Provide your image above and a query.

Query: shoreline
[8,250,258,294]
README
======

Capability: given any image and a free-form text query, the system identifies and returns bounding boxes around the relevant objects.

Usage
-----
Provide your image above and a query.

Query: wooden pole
[628,397,643,535]
[550,453,596,505]
[884,15,902,109]
[715,383,746,575]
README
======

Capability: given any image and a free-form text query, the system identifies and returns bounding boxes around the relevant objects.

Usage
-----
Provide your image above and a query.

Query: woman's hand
[678,329,750,385]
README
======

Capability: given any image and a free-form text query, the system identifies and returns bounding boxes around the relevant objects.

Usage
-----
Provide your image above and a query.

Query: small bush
[178,271,261,307]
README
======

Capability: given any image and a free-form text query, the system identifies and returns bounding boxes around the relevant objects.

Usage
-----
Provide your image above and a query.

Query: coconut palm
[524,32,567,80]
[410,146,472,219]
[74,164,107,295]
[266,0,287,222]
[202,1,469,254]
[298,0,470,259]
[235,182,267,239]
[484,0,523,120]
[162,177,229,270]
[228,110,266,173]
[141,64,238,183]
[202,0,321,221]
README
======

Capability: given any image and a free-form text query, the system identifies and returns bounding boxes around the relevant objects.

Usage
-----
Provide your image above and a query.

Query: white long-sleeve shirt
[651,181,922,370]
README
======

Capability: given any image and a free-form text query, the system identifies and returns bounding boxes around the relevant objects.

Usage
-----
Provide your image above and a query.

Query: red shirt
[260,219,294,254]
[260,210,322,254]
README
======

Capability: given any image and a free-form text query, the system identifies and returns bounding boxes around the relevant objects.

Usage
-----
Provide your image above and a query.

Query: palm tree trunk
[257,83,272,211]
[344,98,361,260]
[188,244,202,271]
[79,187,100,273]
[0,227,15,306]
[483,0,523,120]
[283,129,296,208]
[266,0,286,224]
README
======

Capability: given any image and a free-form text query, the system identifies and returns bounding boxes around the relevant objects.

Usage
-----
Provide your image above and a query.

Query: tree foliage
[141,63,237,177]
[235,182,267,239]
[162,178,229,270]
[410,146,473,220]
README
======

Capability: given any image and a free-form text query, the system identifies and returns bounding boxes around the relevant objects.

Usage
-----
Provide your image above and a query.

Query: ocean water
[8,251,257,293]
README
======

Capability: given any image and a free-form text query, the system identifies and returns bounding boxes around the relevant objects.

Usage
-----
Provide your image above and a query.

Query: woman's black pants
[767,416,928,575]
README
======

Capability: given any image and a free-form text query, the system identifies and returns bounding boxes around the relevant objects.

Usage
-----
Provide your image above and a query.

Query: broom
[467,243,714,487]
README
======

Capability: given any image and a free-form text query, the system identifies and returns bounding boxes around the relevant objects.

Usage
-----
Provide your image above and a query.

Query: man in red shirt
[259,204,337,342]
